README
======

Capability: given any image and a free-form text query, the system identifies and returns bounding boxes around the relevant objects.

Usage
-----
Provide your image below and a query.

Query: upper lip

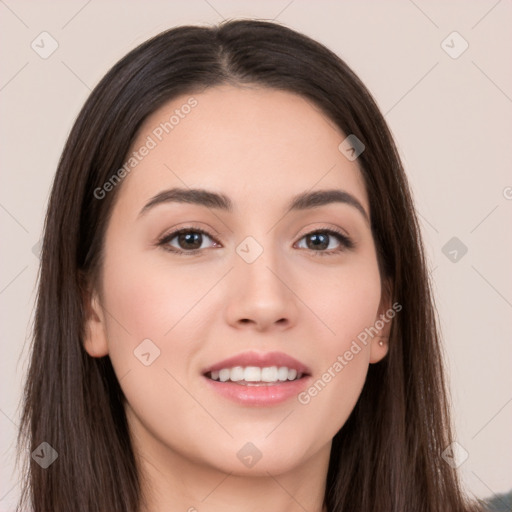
[202,350,311,375]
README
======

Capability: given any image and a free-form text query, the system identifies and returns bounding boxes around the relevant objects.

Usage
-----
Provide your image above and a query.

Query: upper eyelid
[159,221,351,239]
[158,227,218,247]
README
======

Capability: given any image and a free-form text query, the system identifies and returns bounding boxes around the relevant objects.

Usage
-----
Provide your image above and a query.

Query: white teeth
[261,366,278,382]
[244,366,261,382]
[277,367,289,381]
[219,369,230,382]
[230,366,244,381]
[207,366,303,383]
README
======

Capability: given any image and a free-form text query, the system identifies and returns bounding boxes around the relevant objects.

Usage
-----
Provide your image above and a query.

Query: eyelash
[156,225,355,257]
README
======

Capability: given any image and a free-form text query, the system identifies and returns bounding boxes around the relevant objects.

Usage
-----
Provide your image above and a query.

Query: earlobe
[369,277,393,364]
[369,336,389,364]
[81,281,109,358]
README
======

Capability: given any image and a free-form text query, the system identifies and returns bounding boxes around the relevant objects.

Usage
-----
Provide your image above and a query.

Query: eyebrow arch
[138,187,369,223]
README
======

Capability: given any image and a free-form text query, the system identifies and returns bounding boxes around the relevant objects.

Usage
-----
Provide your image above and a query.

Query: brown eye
[296,229,354,255]
[176,232,203,250]
[158,228,219,254]
[305,232,330,250]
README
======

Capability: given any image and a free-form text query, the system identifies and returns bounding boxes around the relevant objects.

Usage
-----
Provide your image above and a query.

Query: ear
[80,273,109,358]
[369,277,393,364]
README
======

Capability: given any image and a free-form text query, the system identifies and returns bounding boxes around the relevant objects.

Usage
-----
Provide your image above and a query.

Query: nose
[224,245,299,332]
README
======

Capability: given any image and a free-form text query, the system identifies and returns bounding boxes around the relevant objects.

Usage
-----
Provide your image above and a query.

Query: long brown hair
[16,19,485,512]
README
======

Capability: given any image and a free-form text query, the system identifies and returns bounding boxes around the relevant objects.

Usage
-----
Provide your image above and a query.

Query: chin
[199,439,313,477]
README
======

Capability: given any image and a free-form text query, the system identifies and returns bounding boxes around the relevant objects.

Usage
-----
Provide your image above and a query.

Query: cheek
[307,254,382,348]
[334,274,381,344]
[99,246,213,387]
[98,250,208,445]
[297,258,381,426]
[102,248,212,338]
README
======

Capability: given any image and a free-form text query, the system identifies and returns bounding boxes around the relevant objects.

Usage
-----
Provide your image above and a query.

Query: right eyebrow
[138,188,233,218]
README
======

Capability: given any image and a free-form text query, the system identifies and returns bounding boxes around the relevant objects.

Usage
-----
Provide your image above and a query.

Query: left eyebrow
[287,189,369,223]
[138,187,369,223]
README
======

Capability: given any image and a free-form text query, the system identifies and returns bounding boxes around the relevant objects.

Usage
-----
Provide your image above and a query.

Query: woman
[16,18,486,512]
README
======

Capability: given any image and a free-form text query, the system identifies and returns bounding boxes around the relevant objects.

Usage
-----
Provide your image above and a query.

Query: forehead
[121,85,368,216]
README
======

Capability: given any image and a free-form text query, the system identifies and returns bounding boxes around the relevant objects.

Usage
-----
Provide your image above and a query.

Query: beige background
[1,0,511,508]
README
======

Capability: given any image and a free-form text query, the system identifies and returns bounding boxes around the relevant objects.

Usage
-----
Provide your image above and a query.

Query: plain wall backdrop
[1,0,511,509]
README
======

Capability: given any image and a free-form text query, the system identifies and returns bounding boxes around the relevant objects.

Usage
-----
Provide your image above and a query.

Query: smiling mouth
[204,365,308,385]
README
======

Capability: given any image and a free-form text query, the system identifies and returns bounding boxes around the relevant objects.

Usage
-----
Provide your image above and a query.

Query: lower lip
[203,375,311,406]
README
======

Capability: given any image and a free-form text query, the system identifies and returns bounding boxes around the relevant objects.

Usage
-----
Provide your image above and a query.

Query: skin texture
[83,85,391,512]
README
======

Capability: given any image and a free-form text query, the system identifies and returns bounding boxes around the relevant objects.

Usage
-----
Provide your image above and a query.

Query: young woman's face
[85,85,390,476]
